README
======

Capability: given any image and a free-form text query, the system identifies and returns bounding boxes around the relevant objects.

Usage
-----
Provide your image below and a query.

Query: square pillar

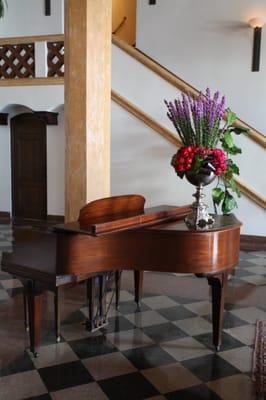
[64,0,112,221]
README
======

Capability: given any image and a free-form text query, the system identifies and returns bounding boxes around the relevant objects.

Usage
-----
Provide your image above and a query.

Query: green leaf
[226,109,237,126]
[222,141,242,155]
[212,188,225,205]
[222,191,237,214]
[224,131,233,148]
[227,159,240,175]
[227,179,241,197]
[190,155,204,174]
[230,126,249,135]
[228,145,242,155]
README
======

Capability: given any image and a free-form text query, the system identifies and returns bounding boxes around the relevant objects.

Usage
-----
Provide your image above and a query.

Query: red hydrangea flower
[171,146,227,177]
[211,148,227,176]
[171,145,198,173]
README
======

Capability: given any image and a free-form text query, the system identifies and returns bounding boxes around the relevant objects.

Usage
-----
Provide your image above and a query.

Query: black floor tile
[123,345,176,370]
[182,354,240,382]
[0,352,35,377]
[234,268,254,278]
[62,310,86,325]
[99,371,159,400]
[0,272,12,280]
[194,331,245,351]
[25,394,52,400]
[169,295,200,304]
[224,303,247,311]
[139,292,160,299]
[41,330,66,346]
[157,305,197,321]
[204,311,248,330]
[38,361,93,392]
[69,334,117,359]
[142,322,187,343]
[239,251,254,260]
[166,384,222,399]
[100,315,136,333]
[117,301,150,315]
[258,305,266,312]
[222,313,249,330]
[7,287,24,297]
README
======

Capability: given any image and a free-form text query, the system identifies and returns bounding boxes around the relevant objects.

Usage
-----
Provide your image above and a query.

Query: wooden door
[11,113,47,220]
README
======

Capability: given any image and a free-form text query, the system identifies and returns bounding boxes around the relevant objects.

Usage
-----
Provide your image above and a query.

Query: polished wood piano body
[1,195,241,356]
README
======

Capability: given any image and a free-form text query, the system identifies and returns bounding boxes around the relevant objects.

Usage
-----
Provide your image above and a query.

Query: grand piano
[1,194,241,356]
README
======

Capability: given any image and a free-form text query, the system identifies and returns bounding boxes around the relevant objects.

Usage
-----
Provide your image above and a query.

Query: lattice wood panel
[0,43,35,79]
[47,41,64,77]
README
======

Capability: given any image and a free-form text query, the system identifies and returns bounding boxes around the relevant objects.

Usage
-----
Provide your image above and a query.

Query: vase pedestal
[185,183,214,229]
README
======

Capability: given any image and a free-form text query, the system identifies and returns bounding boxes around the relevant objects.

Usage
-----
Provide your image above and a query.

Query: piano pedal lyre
[85,274,109,332]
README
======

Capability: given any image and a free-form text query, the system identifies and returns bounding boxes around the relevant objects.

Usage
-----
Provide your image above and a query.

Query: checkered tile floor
[0,223,265,399]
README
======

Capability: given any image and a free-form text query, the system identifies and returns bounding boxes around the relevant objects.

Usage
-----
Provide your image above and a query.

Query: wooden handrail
[236,180,266,210]
[112,90,266,210]
[0,77,64,86]
[0,34,64,45]
[112,17,127,35]
[112,35,266,149]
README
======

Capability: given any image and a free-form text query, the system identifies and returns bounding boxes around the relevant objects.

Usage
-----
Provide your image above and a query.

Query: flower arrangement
[165,88,248,214]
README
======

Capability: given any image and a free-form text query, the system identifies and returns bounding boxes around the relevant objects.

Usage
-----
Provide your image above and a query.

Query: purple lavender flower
[165,88,226,147]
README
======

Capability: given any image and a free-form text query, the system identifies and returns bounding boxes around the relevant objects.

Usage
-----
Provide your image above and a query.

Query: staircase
[111,37,266,236]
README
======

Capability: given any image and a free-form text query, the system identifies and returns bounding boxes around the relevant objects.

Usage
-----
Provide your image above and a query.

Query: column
[64,0,112,221]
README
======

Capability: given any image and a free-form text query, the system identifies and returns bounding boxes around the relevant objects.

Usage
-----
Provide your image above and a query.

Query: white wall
[0,124,11,212]
[112,44,265,196]
[136,0,266,135]
[0,0,64,37]
[0,85,64,216]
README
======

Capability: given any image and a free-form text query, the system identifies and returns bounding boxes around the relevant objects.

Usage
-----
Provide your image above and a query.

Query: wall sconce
[44,0,51,16]
[249,17,265,71]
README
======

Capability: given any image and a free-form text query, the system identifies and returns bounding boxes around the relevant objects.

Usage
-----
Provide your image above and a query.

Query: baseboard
[240,235,266,252]
[0,212,64,224]
[0,211,11,222]
[47,215,65,223]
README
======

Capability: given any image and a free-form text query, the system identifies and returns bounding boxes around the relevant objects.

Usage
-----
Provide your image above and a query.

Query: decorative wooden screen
[47,41,64,77]
[0,44,35,79]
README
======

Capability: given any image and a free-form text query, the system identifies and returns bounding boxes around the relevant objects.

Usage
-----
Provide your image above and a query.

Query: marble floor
[0,223,265,399]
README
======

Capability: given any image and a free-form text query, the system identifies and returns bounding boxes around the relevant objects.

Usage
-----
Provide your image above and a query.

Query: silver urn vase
[185,169,216,229]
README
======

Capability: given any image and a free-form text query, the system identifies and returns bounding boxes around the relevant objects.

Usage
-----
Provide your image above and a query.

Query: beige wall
[112,0,136,45]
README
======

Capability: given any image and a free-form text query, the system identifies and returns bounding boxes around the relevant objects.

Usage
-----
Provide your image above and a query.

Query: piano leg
[207,272,228,352]
[54,287,61,342]
[99,275,107,324]
[25,281,44,357]
[115,271,121,309]
[134,270,144,308]
[23,288,29,332]
[86,276,96,331]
